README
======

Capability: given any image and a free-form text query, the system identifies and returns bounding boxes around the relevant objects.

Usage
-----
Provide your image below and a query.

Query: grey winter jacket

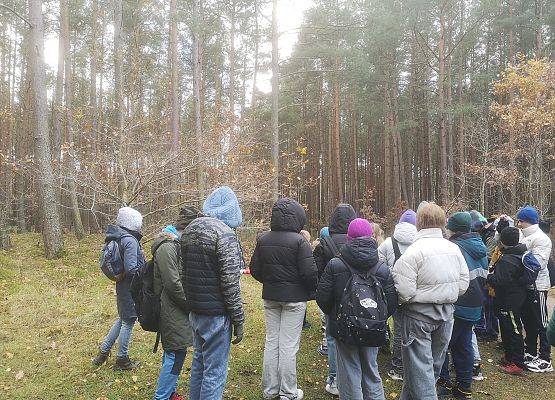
[105,224,145,320]
[153,233,193,351]
[181,217,245,326]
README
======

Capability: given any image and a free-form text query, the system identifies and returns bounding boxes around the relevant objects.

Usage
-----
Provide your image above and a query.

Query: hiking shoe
[295,389,304,399]
[452,386,472,399]
[498,356,511,366]
[92,349,110,366]
[472,364,484,381]
[387,369,403,381]
[325,377,339,396]
[500,363,524,375]
[436,378,452,398]
[303,321,312,330]
[170,393,184,400]
[317,344,328,356]
[524,353,538,363]
[113,355,141,371]
[526,359,554,373]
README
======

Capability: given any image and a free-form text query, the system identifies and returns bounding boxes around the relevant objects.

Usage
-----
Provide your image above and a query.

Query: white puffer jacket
[392,228,470,305]
[521,224,552,291]
[378,222,417,269]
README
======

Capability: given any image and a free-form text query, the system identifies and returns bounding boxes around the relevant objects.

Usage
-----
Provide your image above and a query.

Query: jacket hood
[270,198,306,232]
[329,204,357,234]
[393,222,417,245]
[451,233,487,260]
[105,224,130,242]
[501,243,527,255]
[116,207,143,233]
[341,236,379,272]
[203,186,242,228]
[151,232,177,256]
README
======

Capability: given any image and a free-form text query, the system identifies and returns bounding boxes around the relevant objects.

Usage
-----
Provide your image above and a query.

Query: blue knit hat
[163,225,178,237]
[516,206,539,225]
[203,186,243,228]
[320,227,330,239]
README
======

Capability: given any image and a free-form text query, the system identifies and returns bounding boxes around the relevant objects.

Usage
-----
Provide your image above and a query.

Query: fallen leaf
[132,375,138,383]
[15,371,24,380]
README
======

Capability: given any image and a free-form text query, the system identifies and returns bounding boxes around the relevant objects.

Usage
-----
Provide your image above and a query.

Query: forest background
[0,0,553,258]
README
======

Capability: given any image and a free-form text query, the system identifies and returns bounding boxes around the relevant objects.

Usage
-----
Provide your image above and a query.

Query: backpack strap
[391,237,402,264]
[152,332,161,353]
[323,235,341,257]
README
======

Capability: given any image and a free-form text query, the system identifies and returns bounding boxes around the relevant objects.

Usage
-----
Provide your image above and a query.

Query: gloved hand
[232,323,244,345]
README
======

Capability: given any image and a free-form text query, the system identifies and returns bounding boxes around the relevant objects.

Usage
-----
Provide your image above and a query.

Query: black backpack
[334,257,389,347]
[391,237,402,265]
[131,239,180,350]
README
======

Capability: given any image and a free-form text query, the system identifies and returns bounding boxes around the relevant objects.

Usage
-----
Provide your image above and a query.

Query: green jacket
[547,307,555,347]
[152,234,193,351]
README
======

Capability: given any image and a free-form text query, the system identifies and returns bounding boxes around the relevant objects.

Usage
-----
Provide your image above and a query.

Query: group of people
[90,185,555,400]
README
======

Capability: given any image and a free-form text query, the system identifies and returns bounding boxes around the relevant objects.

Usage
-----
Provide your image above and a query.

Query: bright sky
[44,0,314,94]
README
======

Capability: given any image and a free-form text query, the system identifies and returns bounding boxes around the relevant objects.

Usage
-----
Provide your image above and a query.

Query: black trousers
[498,308,525,368]
[521,290,551,361]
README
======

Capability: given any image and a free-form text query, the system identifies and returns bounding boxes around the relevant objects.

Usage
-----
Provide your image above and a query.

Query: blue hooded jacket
[203,186,242,229]
[450,232,489,322]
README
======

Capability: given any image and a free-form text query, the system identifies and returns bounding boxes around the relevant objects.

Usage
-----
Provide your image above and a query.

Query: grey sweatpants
[400,314,454,400]
[335,340,385,400]
[262,300,307,400]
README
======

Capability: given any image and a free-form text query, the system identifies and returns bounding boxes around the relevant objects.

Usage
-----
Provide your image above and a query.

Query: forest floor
[1,234,554,400]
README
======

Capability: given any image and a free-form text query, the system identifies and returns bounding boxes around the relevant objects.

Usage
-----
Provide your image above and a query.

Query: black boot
[113,355,141,371]
[92,349,110,366]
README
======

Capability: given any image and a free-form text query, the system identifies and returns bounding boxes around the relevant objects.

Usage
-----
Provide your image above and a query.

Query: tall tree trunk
[113,0,127,203]
[28,0,64,258]
[271,0,279,200]
[438,2,448,204]
[535,0,542,56]
[89,0,98,140]
[333,69,342,203]
[229,0,236,125]
[251,0,260,109]
[169,0,180,152]
[193,0,205,198]
[61,0,85,239]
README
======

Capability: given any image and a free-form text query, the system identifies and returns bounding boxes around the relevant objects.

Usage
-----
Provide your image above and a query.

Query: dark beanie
[446,212,472,233]
[175,206,205,231]
[500,227,520,247]
[539,220,551,234]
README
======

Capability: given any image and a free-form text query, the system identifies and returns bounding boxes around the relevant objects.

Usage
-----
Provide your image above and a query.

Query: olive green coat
[152,234,193,351]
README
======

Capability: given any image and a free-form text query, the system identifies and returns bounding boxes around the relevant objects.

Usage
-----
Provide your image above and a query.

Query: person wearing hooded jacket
[317,218,397,400]
[181,187,245,400]
[152,207,202,400]
[516,206,553,373]
[392,203,469,400]
[312,203,357,395]
[378,209,417,382]
[250,198,318,400]
[93,207,145,371]
[437,212,488,399]
[487,227,541,375]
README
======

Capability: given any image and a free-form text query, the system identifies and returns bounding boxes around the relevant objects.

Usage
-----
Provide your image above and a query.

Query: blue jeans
[440,319,474,391]
[336,341,385,400]
[154,350,187,400]
[399,314,454,400]
[100,317,136,358]
[471,328,481,364]
[326,316,337,380]
[189,313,232,400]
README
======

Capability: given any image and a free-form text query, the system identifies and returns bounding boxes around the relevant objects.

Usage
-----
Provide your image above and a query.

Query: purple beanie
[399,209,417,226]
[347,218,374,241]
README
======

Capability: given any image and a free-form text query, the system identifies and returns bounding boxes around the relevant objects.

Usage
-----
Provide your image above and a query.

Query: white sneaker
[387,369,403,381]
[524,352,538,363]
[325,379,339,396]
[296,388,304,399]
[526,358,554,373]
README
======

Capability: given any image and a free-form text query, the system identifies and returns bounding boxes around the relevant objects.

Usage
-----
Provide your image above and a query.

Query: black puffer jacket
[314,204,357,276]
[316,236,398,338]
[250,198,318,302]
[487,243,528,312]
[181,217,244,326]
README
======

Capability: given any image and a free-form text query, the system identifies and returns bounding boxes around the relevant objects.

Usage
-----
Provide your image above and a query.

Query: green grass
[0,234,554,399]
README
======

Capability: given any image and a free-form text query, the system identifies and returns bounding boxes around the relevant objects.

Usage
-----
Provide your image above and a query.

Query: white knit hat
[116,207,143,232]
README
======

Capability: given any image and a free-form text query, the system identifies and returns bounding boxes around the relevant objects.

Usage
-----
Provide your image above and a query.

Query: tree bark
[28,0,64,258]
[271,0,279,200]
[438,2,448,204]
[192,0,205,198]
[89,0,98,140]
[169,0,180,152]
[61,0,85,239]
